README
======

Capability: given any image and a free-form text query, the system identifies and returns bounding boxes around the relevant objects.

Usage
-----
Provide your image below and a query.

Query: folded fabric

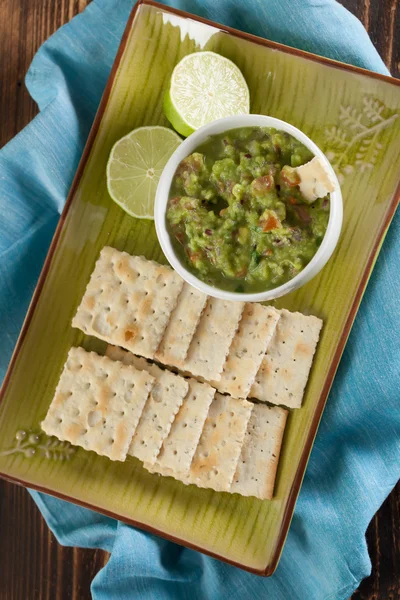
[1,1,399,599]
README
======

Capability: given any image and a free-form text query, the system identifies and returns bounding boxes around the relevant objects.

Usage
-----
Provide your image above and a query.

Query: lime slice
[164,51,250,137]
[106,126,182,219]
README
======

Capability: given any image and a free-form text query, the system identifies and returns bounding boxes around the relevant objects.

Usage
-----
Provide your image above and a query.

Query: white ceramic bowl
[155,114,343,302]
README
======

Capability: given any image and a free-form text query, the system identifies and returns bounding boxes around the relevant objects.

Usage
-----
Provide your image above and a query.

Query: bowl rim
[155,114,343,302]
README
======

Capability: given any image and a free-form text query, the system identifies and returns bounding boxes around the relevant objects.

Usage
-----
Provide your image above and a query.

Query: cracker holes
[87,411,101,427]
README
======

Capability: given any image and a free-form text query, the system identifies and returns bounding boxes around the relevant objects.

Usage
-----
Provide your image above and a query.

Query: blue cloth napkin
[1,1,399,598]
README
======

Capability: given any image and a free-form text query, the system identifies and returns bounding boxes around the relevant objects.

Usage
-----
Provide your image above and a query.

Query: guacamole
[166,127,330,293]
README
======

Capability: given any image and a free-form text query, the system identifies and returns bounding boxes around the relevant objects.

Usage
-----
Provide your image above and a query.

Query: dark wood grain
[0,0,399,598]
[0,479,109,599]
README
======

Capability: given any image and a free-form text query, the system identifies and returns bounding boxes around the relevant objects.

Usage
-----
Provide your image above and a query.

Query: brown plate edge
[266,180,400,576]
[0,0,399,577]
[146,0,400,86]
[0,471,266,575]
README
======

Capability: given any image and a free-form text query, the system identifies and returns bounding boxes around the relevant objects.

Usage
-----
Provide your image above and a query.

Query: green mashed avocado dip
[166,127,330,293]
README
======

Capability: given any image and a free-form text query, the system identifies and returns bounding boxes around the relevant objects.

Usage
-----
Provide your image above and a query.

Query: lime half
[164,51,250,137]
[106,126,182,219]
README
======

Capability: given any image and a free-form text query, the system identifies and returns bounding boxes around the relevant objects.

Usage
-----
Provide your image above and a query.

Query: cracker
[41,347,154,461]
[230,403,288,499]
[187,393,253,492]
[182,298,245,381]
[155,283,208,365]
[105,346,189,464]
[145,378,215,476]
[250,309,323,408]
[211,304,280,398]
[72,247,184,359]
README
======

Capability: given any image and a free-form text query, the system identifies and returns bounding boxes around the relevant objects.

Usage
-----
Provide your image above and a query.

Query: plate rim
[0,0,399,577]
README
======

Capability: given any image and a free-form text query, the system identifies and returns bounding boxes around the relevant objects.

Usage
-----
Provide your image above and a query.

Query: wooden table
[0,1,399,598]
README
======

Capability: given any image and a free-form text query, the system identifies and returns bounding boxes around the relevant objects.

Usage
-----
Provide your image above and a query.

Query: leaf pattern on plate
[324,95,398,182]
[0,430,76,460]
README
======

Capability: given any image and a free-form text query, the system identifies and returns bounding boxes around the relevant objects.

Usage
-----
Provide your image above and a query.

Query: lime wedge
[164,51,250,137]
[106,126,182,219]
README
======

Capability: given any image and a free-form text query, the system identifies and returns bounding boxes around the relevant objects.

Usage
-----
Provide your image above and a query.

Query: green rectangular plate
[0,0,399,576]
